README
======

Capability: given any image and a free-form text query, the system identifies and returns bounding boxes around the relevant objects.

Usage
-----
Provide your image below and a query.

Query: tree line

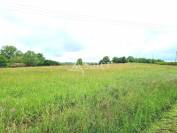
[75,56,164,65]
[0,45,165,67]
[99,56,164,64]
[0,45,60,67]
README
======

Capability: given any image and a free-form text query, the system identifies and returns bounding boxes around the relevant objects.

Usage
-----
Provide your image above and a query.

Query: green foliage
[112,56,127,63]
[76,58,83,65]
[0,45,20,60]
[0,45,61,67]
[99,56,111,64]
[135,58,150,63]
[43,60,60,66]
[0,45,166,67]
[122,56,127,63]
[111,56,164,64]
[156,62,177,66]
[9,51,24,64]
[10,55,24,64]
[23,51,43,66]
[36,53,45,66]
[134,58,163,64]
[149,104,177,132]
[0,54,7,67]
[112,57,120,63]
[127,56,135,62]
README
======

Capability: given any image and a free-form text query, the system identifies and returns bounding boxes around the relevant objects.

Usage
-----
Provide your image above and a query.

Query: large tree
[10,51,24,64]
[99,56,111,64]
[112,57,121,63]
[127,56,135,62]
[0,45,20,60]
[121,56,127,63]
[36,53,45,66]
[23,51,40,66]
[112,56,127,63]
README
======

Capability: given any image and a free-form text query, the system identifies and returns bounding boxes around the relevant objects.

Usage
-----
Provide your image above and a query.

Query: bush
[43,60,60,66]
[156,62,177,66]
[0,55,7,67]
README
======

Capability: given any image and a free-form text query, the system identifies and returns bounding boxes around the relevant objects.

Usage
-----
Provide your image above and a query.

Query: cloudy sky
[0,0,177,62]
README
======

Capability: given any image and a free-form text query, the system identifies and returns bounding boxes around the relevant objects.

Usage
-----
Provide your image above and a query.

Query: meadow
[0,64,177,133]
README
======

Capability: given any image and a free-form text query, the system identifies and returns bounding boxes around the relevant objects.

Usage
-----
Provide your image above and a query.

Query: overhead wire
[7,2,177,28]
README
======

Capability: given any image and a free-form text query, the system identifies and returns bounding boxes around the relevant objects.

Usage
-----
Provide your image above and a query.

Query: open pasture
[0,64,177,132]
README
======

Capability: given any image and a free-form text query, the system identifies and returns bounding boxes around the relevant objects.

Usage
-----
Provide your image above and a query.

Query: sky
[0,0,177,62]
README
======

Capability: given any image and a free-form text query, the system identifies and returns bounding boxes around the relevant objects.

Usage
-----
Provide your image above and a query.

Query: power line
[7,2,177,28]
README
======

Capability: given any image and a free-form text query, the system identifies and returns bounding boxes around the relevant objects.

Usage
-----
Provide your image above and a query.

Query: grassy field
[148,103,177,133]
[0,64,177,133]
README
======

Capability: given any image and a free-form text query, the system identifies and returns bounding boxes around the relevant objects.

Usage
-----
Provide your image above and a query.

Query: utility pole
[176,51,177,62]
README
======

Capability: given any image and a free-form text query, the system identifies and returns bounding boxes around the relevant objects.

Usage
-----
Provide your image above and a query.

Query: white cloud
[0,0,177,62]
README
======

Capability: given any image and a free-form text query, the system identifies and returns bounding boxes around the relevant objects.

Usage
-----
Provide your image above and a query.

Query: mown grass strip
[148,103,177,133]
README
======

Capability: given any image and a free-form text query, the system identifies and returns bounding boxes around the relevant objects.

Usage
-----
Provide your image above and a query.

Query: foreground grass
[0,64,177,132]
[148,103,177,133]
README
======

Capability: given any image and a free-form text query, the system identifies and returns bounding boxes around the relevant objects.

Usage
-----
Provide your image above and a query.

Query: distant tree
[99,56,111,64]
[10,55,23,64]
[0,45,20,60]
[0,55,7,67]
[127,56,135,62]
[9,51,24,64]
[134,57,165,64]
[23,51,40,66]
[76,58,83,65]
[99,60,103,64]
[121,56,127,63]
[43,60,60,66]
[103,56,111,64]
[112,57,120,63]
[112,56,127,63]
[36,53,45,66]
[135,58,147,63]
[156,59,164,63]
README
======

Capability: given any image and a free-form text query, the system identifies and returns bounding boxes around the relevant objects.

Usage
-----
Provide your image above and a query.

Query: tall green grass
[156,62,177,66]
[0,64,177,132]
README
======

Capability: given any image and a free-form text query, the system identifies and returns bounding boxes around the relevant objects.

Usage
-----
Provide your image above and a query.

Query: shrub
[156,62,177,66]
[43,60,60,66]
[0,55,7,67]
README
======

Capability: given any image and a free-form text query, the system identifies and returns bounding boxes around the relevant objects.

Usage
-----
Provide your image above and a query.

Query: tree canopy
[0,45,165,68]
[0,55,7,67]
[0,45,60,67]
[76,58,83,65]
[0,45,20,60]
[99,56,111,64]
[112,56,163,64]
